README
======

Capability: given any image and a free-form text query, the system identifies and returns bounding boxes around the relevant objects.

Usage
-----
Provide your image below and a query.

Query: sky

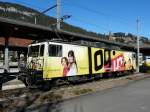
[1,0,150,37]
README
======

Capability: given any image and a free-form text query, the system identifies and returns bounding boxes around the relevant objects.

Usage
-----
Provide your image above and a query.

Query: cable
[41,4,57,14]
[2,0,140,36]
[62,1,135,26]
[8,0,46,11]
[66,16,139,38]
[2,0,58,17]
[61,2,137,34]
[70,17,109,31]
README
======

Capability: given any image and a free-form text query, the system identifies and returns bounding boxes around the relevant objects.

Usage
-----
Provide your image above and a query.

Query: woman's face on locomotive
[61,57,68,66]
[68,50,75,64]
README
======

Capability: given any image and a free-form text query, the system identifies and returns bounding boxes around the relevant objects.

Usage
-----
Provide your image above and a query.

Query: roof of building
[0,37,32,47]
[0,16,134,48]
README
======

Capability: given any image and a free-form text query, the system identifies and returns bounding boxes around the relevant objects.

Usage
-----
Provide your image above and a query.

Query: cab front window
[28,45,39,57]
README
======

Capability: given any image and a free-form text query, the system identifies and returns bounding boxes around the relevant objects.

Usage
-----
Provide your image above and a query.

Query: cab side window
[39,45,45,56]
[49,44,62,57]
[132,54,136,59]
[28,45,39,57]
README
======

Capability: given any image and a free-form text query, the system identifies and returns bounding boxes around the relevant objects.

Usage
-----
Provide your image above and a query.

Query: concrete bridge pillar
[4,36,9,73]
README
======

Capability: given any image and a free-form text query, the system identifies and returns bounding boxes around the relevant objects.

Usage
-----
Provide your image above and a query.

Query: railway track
[0,73,146,101]
[0,73,149,112]
[0,80,71,101]
[0,88,38,99]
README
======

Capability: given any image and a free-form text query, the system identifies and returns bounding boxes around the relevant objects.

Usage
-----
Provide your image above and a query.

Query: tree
[113,32,125,37]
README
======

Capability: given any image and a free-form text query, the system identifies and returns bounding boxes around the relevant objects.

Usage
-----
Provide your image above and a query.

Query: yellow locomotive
[20,40,136,88]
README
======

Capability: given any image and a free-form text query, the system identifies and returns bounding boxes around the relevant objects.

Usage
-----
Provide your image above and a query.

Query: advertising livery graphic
[28,43,136,79]
[61,50,78,76]
[91,48,135,74]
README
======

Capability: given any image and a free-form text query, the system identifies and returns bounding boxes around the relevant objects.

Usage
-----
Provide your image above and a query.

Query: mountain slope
[0,1,150,46]
[0,1,105,38]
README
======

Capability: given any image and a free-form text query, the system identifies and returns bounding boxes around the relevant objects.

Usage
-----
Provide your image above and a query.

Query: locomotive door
[132,53,136,70]
[37,44,45,71]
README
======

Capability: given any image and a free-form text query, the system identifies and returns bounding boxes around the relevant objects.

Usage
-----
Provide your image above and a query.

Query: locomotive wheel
[40,81,51,91]
[0,83,2,90]
[25,76,34,87]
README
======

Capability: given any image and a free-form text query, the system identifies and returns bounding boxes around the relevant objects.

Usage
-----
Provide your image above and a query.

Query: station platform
[2,78,25,90]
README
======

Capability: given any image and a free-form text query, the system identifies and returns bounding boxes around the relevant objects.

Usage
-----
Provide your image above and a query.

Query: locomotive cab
[26,42,47,84]
[25,42,63,86]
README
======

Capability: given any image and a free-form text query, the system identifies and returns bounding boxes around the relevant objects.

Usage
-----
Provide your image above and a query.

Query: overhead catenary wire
[59,2,138,36]
[69,17,109,31]
[61,1,135,27]
[41,4,57,14]
[11,0,46,11]
[3,0,143,36]
[3,0,132,31]
[3,0,135,29]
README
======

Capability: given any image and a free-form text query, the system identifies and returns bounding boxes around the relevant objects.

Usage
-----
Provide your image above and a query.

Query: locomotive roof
[30,40,136,52]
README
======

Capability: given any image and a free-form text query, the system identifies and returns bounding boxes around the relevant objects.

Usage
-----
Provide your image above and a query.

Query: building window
[0,51,4,60]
